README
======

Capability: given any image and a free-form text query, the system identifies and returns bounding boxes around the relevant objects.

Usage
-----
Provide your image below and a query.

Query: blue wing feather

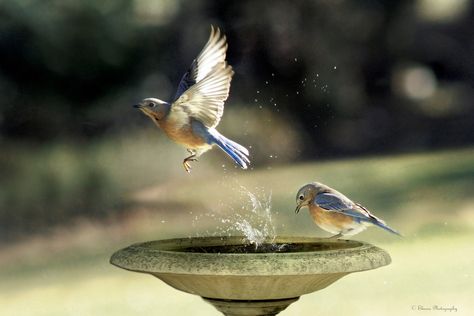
[315,193,367,220]
[173,61,197,101]
[316,193,401,236]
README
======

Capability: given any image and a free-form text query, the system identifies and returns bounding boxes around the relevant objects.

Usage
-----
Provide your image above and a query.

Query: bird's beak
[295,204,302,214]
[133,104,143,109]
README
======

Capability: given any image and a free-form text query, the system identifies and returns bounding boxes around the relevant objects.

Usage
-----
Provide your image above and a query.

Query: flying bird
[134,26,249,172]
[295,182,401,238]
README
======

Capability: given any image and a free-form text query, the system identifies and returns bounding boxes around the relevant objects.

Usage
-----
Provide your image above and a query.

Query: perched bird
[134,26,249,172]
[295,182,400,238]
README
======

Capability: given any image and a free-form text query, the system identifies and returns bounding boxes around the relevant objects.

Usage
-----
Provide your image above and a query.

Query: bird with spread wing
[134,26,250,172]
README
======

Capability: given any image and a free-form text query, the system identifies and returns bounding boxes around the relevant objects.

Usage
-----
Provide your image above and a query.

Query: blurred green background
[0,1,473,315]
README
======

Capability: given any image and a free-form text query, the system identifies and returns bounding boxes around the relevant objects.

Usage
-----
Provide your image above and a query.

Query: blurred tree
[0,0,473,154]
[1,0,474,237]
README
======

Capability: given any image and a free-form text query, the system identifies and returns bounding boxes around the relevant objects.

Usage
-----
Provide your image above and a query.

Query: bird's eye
[298,195,304,201]
[148,102,155,108]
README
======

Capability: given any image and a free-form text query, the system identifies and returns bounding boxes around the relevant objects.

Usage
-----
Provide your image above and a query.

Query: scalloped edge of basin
[110,236,391,301]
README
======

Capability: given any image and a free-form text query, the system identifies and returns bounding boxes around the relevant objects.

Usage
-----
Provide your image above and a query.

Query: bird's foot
[327,233,343,240]
[183,155,198,173]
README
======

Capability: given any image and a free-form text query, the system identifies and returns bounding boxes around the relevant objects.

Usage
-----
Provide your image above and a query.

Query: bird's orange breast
[308,205,354,230]
[159,120,207,148]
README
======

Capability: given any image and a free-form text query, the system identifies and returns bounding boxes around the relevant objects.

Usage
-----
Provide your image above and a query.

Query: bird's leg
[183,156,196,173]
[183,149,198,173]
[327,233,343,239]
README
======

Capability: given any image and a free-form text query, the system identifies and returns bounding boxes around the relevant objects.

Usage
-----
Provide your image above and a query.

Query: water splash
[192,184,277,249]
[232,186,275,248]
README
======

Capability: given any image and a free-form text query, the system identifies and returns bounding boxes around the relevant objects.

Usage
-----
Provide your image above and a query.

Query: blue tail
[209,129,250,169]
[371,218,402,236]
[353,203,401,236]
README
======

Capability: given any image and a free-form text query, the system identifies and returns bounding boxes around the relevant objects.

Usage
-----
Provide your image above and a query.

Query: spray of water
[192,184,277,249]
[232,186,276,248]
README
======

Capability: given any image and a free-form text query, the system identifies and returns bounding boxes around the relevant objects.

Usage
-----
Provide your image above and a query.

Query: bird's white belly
[316,220,368,236]
[340,222,369,236]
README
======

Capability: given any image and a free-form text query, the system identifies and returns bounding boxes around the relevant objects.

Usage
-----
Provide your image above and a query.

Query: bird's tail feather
[372,219,402,236]
[209,130,250,169]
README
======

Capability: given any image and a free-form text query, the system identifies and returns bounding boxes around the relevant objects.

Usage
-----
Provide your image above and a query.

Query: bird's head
[295,182,328,214]
[133,98,170,121]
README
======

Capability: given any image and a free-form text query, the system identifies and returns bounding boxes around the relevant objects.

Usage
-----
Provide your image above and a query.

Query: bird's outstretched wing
[171,26,232,129]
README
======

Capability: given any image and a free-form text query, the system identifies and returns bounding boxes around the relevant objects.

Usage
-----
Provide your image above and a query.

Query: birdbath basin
[110,236,391,315]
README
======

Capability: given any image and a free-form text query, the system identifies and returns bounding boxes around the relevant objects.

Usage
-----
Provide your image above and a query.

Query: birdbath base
[203,297,299,316]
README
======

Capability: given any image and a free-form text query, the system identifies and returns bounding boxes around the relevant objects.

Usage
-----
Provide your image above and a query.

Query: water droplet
[254,98,258,102]
[265,81,269,84]
[296,91,299,95]
[271,73,275,77]
[256,90,260,94]
[294,57,298,62]
[333,66,337,70]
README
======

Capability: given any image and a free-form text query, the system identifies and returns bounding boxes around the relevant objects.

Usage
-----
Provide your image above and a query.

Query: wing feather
[315,193,372,221]
[316,192,400,235]
[171,26,232,128]
[173,26,228,101]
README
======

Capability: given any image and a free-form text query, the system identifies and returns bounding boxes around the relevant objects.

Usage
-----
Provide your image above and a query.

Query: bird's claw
[327,233,343,240]
[183,161,192,173]
[183,156,198,173]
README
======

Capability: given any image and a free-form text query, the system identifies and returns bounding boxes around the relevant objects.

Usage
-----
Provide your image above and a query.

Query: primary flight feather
[134,26,250,172]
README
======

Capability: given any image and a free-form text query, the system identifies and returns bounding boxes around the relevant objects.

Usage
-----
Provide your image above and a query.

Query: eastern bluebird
[134,26,249,172]
[295,182,400,238]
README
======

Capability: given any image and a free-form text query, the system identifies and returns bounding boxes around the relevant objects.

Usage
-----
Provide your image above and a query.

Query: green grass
[0,148,473,315]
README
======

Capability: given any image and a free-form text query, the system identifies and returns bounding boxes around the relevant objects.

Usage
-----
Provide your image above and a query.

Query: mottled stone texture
[110,236,391,315]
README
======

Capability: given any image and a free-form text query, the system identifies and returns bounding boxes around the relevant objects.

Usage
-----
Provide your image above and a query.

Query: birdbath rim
[110,235,391,276]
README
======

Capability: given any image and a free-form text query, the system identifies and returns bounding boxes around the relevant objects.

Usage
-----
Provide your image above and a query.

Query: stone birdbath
[110,236,391,316]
